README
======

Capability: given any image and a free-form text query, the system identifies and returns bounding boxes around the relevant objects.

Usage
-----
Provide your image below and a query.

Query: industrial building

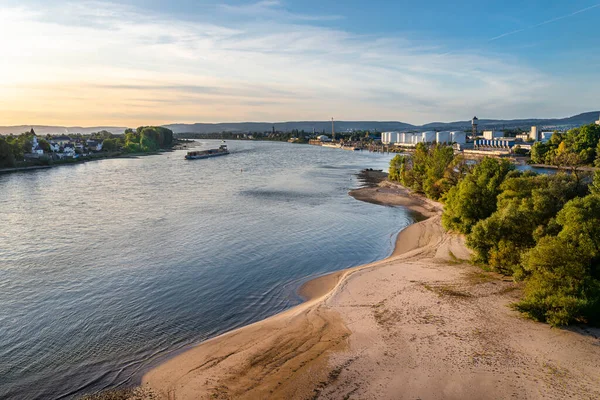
[483,130,504,140]
[474,138,516,149]
[381,130,468,146]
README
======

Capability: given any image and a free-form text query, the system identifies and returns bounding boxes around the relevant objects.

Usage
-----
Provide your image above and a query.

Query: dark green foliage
[124,126,174,153]
[442,157,513,234]
[0,137,16,167]
[102,138,120,152]
[388,154,405,182]
[466,173,582,276]
[517,195,600,326]
[530,123,600,165]
[591,170,600,195]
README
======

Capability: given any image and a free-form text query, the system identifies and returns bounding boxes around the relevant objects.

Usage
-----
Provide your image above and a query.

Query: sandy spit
[142,181,600,400]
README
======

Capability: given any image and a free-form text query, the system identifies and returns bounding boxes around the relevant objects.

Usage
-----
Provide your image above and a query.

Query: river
[0,140,416,399]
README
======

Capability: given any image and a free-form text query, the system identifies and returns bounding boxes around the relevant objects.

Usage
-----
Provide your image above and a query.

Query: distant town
[1,113,599,172]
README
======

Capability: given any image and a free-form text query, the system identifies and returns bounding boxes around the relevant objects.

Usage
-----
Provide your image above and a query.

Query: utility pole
[331,118,335,142]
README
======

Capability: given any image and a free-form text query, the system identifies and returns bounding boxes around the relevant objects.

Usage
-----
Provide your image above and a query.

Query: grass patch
[420,282,473,298]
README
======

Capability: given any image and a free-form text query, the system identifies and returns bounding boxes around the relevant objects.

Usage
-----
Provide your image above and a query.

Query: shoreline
[142,179,600,399]
[140,180,440,397]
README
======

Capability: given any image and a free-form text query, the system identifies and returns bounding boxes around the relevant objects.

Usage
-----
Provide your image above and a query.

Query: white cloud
[0,0,577,126]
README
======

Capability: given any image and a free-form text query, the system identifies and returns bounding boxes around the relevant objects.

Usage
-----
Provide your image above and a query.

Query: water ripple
[0,140,410,399]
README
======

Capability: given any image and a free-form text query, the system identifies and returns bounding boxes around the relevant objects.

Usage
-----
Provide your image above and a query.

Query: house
[49,142,60,152]
[53,135,73,146]
[86,140,103,151]
[32,145,44,155]
[30,134,44,155]
[62,144,76,157]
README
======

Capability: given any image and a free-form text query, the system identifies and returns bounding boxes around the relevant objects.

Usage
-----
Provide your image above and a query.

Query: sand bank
[143,181,600,399]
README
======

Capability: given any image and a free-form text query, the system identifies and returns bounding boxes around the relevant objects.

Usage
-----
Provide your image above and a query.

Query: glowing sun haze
[0,0,598,126]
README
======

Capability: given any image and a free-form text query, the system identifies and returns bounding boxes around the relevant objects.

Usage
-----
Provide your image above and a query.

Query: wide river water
[0,140,416,399]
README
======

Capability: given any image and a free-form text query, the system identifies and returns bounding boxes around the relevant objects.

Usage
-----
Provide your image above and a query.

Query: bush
[442,157,513,233]
[516,195,600,326]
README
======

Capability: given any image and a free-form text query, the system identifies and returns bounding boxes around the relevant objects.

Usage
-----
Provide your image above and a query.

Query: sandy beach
[142,180,600,399]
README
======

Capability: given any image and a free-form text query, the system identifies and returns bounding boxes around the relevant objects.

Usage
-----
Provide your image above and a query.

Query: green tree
[388,154,406,182]
[442,157,513,234]
[388,143,458,201]
[517,194,600,326]
[530,142,549,164]
[0,137,16,168]
[590,170,600,195]
[102,138,120,152]
[37,138,51,153]
[466,173,582,275]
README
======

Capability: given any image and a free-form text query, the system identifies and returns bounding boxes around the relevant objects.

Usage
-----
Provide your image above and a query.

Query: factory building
[474,138,516,149]
[382,130,468,146]
[483,130,504,140]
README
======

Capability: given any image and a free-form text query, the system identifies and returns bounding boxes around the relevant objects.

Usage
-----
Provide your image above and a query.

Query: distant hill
[165,112,600,134]
[1,112,598,136]
[0,125,129,136]
[420,111,600,131]
[164,121,417,134]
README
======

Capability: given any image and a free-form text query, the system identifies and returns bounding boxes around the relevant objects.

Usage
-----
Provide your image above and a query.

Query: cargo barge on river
[185,144,229,160]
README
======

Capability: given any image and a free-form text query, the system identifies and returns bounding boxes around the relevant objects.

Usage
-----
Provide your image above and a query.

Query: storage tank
[422,131,436,143]
[450,131,466,144]
[530,126,538,141]
[436,131,451,144]
[413,133,424,144]
[391,132,401,144]
[382,132,390,144]
[402,132,414,144]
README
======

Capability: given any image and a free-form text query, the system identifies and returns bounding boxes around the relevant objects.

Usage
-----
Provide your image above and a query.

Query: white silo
[401,132,413,144]
[450,131,466,144]
[422,131,436,143]
[436,131,451,144]
[530,126,538,141]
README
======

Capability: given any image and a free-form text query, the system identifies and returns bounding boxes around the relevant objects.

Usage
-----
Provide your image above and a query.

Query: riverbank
[0,150,166,175]
[142,180,600,399]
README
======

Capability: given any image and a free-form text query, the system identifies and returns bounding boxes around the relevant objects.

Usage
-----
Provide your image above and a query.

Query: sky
[0,0,599,126]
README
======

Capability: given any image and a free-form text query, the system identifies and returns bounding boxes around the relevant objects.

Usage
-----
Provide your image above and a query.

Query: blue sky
[0,0,598,126]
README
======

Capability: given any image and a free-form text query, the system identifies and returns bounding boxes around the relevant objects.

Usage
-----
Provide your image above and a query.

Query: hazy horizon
[1,0,599,126]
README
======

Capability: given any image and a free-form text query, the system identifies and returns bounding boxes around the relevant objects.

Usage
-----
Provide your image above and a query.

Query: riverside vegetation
[0,126,174,168]
[389,135,600,327]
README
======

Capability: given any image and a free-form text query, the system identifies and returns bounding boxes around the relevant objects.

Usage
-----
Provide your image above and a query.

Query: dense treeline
[388,143,467,201]
[389,145,600,326]
[531,123,600,167]
[0,132,36,167]
[123,126,174,152]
